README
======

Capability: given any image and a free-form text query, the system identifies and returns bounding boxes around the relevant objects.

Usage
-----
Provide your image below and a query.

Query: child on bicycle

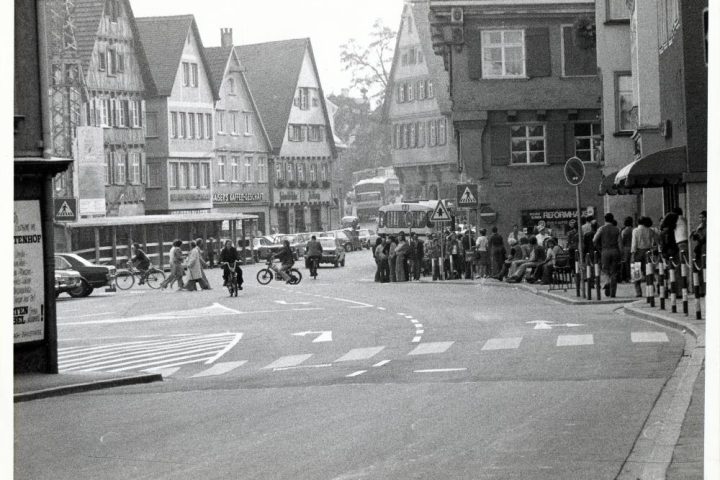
[219,239,244,290]
[272,240,295,282]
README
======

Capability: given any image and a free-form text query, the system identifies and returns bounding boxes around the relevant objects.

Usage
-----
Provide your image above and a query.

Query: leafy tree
[339,19,396,102]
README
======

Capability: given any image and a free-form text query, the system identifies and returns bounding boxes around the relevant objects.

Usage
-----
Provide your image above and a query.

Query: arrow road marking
[292,331,332,343]
[274,300,312,305]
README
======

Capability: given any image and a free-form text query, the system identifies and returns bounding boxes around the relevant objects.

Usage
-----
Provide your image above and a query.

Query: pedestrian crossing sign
[430,200,452,222]
[53,198,77,222]
[456,184,479,207]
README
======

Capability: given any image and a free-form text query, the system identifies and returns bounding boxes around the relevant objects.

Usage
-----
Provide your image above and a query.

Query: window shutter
[562,26,596,76]
[490,124,511,166]
[546,122,567,164]
[525,28,551,78]
[466,26,483,80]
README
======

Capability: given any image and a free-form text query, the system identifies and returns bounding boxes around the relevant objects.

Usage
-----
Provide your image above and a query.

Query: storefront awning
[614,146,687,188]
[598,171,642,196]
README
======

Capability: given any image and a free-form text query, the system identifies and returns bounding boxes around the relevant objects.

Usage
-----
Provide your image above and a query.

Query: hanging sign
[14,200,45,344]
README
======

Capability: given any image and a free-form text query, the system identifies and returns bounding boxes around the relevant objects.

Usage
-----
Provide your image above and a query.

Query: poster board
[14,200,45,343]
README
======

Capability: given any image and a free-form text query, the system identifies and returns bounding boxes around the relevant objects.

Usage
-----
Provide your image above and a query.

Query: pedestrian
[428,234,442,280]
[566,219,579,261]
[583,220,599,263]
[620,216,634,283]
[593,213,622,297]
[388,236,397,282]
[194,238,212,290]
[408,233,422,281]
[691,210,706,266]
[160,239,185,290]
[488,226,505,278]
[475,228,488,279]
[494,237,522,281]
[659,209,679,259]
[373,237,385,282]
[631,216,657,297]
[581,215,593,236]
[183,240,201,291]
[462,230,475,279]
[395,232,410,282]
[219,239,244,290]
[207,237,216,268]
[535,227,549,248]
[673,207,689,259]
[507,224,523,244]
[447,233,461,279]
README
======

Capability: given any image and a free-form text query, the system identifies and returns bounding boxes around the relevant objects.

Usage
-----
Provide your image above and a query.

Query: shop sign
[170,192,211,202]
[14,200,45,344]
[523,209,578,222]
[279,191,298,202]
[213,192,264,204]
[308,192,321,201]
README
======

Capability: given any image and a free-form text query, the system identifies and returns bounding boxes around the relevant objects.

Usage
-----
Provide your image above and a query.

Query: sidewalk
[14,371,162,403]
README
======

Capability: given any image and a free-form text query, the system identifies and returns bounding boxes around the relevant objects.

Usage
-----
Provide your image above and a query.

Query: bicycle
[307,256,320,279]
[220,261,240,297]
[114,262,166,290]
[256,259,302,285]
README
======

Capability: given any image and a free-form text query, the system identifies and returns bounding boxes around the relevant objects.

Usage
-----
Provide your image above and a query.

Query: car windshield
[62,253,94,266]
[319,239,337,249]
[54,256,72,269]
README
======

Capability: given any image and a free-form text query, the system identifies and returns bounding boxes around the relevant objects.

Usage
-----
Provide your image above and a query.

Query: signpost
[430,200,452,280]
[564,157,586,298]
[456,184,479,230]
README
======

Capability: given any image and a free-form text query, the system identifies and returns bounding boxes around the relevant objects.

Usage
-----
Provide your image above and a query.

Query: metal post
[669,258,677,313]
[111,225,117,266]
[576,185,584,298]
[658,259,666,310]
[94,227,100,263]
[241,219,247,265]
[585,253,592,299]
[594,251,601,300]
[157,225,164,271]
[681,254,689,316]
[645,254,655,307]
[693,261,702,320]
[575,250,580,297]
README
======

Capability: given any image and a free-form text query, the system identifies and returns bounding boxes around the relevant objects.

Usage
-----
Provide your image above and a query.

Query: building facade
[429,0,604,241]
[136,15,218,215]
[237,39,337,234]
[206,30,273,235]
[385,0,459,203]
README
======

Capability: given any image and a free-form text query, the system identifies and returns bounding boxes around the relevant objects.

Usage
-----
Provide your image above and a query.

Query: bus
[353,176,400,222]
[377,201,445,238]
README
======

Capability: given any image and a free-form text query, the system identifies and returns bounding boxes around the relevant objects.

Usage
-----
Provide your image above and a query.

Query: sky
[129,0,405,96]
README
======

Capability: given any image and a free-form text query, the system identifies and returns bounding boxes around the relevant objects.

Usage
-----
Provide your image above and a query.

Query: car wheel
[69,280,90,298]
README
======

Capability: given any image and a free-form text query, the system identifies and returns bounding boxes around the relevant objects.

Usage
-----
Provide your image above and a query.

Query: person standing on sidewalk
[388,236,397,282]
[161,239,184,290]
[395,233,410,282]
[475,228,488,279]
[593,213,622,297]
[488,226,506,278]
[620,216,634,283]
[631,216,657,297]
[409,233,424,281]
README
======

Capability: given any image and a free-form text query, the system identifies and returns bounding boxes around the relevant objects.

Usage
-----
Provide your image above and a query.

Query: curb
[14,373,163,403]
[623,301,704,345]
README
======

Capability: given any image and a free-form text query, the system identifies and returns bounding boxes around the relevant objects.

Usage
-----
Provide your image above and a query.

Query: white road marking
[292,331,333,343]
[415,329,425,334]
[373,360,391,367]
[408,341,454,355]
[143,367,181,377]
[414,368,467,373]
[346,370,367,378]
[274,300,312,305]
[397,313,406,316]
[205,333,243,364]
[631,331,670,343]
[557,334,594,347]
[71,311,115,318]
[349,305,373,309]
[108,351,221,372]
[377,307,386,311]
[411,336,422,343]
[415,324,423,328]
[192,361,247,378]
[61,307,323,325]
[482,337,523,351]
[273,364,331,371]
[328,296,374,307]
[263,354,313,370]
[335,347,385,362]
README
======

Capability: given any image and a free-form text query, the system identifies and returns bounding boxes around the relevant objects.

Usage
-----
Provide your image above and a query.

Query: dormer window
[105,0,119,23]
[228,77,236,95]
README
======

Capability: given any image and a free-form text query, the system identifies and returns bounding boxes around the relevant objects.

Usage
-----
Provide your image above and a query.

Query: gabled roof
[204,45,274,151]
[135,15,217,99]
[235,38,337,157]
[73,0,155,92]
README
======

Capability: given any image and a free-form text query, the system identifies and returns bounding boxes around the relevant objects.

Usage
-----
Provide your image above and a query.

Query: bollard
[657,260,666,310]
[693,262,702,320]
[449,255,455,280]
[575,251,581,298]
[669,258,677,313]
[593,252,601,300]
[645,256,655,307]
[681,256,689,316]
[432,258,439,281]
[586,254,593,300]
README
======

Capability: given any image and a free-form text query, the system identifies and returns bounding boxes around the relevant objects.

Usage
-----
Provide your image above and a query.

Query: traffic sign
[564,156,586,186]
[430,200,452,222]
[456,184,478,208]
[53,198,77,222]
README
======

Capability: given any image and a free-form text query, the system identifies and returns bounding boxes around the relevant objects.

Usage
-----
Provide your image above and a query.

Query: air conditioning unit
[450,7,463,24]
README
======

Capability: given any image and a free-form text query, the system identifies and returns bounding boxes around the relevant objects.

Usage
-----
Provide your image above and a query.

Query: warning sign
[54,198,77,222]
[456,184,478,208]
[430,200,452,222]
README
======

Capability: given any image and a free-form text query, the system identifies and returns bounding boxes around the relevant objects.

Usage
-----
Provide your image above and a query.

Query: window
[408,48,417,65]
[231,157,239,182]
[117,52,124,73]
[511,125,546,164]
[179,163,189,188]
[200,163,210,188]
[481,30,525,78]
[181,112,188,138]
[297,88,309,110]
[170,112,178,138]
[108,48,118,75]
[574,123,602,162]
[188,113,195,138]
[289,124,303,142]
[392,124,399,149]
[218,156,226,182]
[417,50,424,63]
[310,164,317,182]
[607,0,630,21]
[427,80,434,98]
[407,83,414,102]
[400,124,407,149]
[197,113,204,139]
[398,84,405,103]
[429,120,436,147]
[190,162,199,188]
[276,162,283,181]
[437,118,447,145]
[244,112,252,135]
[401,52,408,66]
[245,156,254,182]
[297,163,304,182]
[191,63,198,87]
[169,163,178,188]
[418,122,425,147]
[256,157,267,183]
[147,163,161,188]
[418,80,426,100]
[130,152,141,184]
[106,0,119,22]
[104,151,111,184]
[206,113,213,139]
[129,100,140,127]
[409,123,416,148]
[231,111,239,134]
[308,125,324,142]
[182,62,190,86]
[227,77,235,95]
[616,73,637,132]
[98,48,107,71]
[286,162,294,181]
[321,164,328,182]
[217,110,225,133]
[99,98,109,126]
[114,151,126,184]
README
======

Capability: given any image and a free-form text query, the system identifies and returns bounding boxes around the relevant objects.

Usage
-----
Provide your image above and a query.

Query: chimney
[220,28,233,48]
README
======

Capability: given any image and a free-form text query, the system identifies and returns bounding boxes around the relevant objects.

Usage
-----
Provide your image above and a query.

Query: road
[15,250,686,479]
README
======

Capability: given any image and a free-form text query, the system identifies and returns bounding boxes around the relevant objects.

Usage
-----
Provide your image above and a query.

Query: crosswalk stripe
[408,341,454,355]
[557,334,594,347]
[335,347,385,362]
[106,351,220,373]
[263,354,313,370]
[482,337,522,350]
[192,361,247,378]
[631,332,669,343]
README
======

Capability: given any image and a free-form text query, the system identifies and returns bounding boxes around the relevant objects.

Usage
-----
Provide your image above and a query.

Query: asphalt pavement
[14,251,705,479]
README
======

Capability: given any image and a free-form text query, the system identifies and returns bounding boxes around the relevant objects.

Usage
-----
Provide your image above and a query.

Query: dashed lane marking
[408,341,454,355]
[415,329,425,334]
[273,364,332,371]
[191,361,247,378]
[482,337,523,351]
[373,360,391,367]
[411,336,422,343]
[376,307,386,311]
[414,368,467,373]
[263,354,313,370]
[631,331,670,343]
[335,347,385,362]
[346,370,367,378]
[557,334,594,347]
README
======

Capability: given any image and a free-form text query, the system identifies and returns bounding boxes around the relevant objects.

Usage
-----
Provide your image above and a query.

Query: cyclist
[305,235,323,279]
[272,239,295,283]
[219,239,244,290]
[131,243,150,285]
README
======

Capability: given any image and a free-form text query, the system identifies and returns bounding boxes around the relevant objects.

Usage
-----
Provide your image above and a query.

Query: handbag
[631,262,643,282]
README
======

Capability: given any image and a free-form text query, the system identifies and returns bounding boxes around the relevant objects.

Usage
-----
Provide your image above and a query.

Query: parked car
[55,253,116,297]
[358,228,379,249]
[305,237,346,267]
[54,268,82,298]
[251,236,276,262]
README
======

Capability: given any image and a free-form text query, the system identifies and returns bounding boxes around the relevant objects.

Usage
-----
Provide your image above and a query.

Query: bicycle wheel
[288,268,302,285]
[145,269,165,289]
[114,270,135,290]
[256,268,274,285]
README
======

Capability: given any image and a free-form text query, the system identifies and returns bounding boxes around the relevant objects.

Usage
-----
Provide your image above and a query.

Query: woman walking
[488,226,506,277]
[183,241,201,291]
[475,228,488,279]
[161,239,185,290]
[593,213,622,297]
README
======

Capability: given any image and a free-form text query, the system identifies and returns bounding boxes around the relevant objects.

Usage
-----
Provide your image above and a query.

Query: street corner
[14,371,163,403]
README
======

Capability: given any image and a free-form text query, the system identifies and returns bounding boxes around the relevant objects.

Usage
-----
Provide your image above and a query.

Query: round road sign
[564,156,586,186]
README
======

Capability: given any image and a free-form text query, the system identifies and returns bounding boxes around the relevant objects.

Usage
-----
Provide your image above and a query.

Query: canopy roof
[598,171,642,196]
[58,213,258,229]
[614,146,687,189]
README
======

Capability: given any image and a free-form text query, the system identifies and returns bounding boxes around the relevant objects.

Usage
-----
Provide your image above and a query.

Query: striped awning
[614,146,687,188]
[598,171,642,196]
